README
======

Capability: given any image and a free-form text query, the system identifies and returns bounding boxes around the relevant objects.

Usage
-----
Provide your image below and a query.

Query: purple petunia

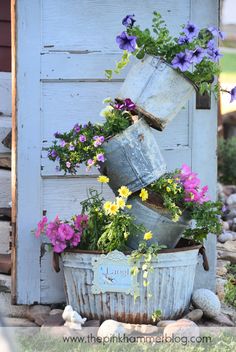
[178,35,192,45]
[171,51,192,72]
[73,124,81,133]
[208,26,226,41]
[183,22,199,38]
[87,159,94,166]
[69,144,75,151]
[114,98,136,111]
[187,47,205,64]
[96,153,105,163]
[66,161,71,168]
[49,149,57,158]
[54,131,60,138]
[122,14,136,28]
[79,135,86,143]
[60,140,66,148]
[230,86,236,103]
[93,135,105,147]
[116,31,137,52]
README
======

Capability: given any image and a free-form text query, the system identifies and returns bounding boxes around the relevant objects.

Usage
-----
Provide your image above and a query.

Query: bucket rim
[63,244,202,256]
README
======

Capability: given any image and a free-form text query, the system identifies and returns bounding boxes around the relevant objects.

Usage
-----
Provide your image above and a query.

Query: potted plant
[105,12,235,130]
[35,177,205,323]
[127,164,223,249]
[48,97,166,192]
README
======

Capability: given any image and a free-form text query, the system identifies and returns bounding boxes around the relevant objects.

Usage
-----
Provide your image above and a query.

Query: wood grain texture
[0,169,11,208]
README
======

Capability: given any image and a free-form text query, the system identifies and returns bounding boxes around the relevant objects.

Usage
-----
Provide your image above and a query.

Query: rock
[84,320,100,327]
[192,289,221,318]
[221,302,236,325]
[184,309,203,322]
[223,185,236,196]
[42,313,64,327]
[227,194,236,206]
[41,325,99,338]
[157,320,176,328]
[0,292,29,318]
[26,305,51,325]
[163,319,200,339]
[97,320,125,338]
[218,250,236,264]
[216,277,227,301]
[216,260,230,276]
[217,241,236,263]
[222,222,230,231]
[218,232,233,243]
[49,309,64,316]
[2,317,37,327]
[124,323,160,335]
[211,313,235,327]
[225,209,236,220]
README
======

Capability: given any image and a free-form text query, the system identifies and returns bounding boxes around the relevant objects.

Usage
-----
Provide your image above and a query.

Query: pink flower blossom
[74,214,88,230]
[35,216,48,238]
[71,233,81,247]
[53,240,67,253]
[57,223,75,241]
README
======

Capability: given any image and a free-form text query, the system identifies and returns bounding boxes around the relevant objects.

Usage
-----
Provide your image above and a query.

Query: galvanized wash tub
[99,119,166,194]
[127,196,189,249]
[118,55,195,131]
[61,245,201,324]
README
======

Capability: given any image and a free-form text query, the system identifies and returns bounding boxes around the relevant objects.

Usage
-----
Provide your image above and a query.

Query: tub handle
[53,252,61,273]
[199,246,209,271]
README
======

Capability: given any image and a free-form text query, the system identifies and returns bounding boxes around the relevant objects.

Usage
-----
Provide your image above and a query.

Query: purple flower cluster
[208,26,226,41]
[35,214,88,253]
[178,164,209,204]
[114,98,136,111]
[93,135,105,147]
[122,14,136,28]
[230,86,236,103]
[207,40,223,62]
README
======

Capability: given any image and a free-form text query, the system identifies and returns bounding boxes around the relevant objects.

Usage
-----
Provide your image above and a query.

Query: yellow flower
[97,175,110,183]
[139,188,148,201]
[116,197,126,209]
[143,231,153,241]
[167,179,173,184]
[172,214,180,222]
[118,186,132,199]
[109,203,119,215]
[100,105,113,118]
[103,201,112,214]
[126,204,132,209]
[166,186,171,192]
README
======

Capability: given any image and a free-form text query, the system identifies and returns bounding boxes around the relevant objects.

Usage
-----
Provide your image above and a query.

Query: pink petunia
[57,223,75,241]
[35,216,48,238]
[74,214,88,230]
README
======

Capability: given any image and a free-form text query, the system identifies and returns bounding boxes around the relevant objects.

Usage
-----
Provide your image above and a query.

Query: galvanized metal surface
[100,119,167,193]
[127,197,189,249]
[118,56,195,131]
[62,247,200,323]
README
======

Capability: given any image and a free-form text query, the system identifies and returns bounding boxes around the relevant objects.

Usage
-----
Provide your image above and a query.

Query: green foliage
[130,241,165,288]
[101,103,132,136]
[218,137,236,185]
[152,309,162,323]
[105,51,131,79]
[225,265,236,308]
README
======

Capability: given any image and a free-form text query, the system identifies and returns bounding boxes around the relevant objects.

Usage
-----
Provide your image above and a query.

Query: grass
[14,332,236,352]
[220,52,236,84]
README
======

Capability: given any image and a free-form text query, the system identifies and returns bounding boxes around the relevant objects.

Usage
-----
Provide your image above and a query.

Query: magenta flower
[35,216,48,238]
[114,98,136,111]
[122,14,136,28]
[183,22,199,38]
[93,136,105,147]
[71,233,81,247]
[116,31,137,52]
[230,86,236,103]
[79,135,86,143]
[97,153,105,162]
[53,240,67,254]
[74,214,88,230]
[171,51,191,72]
[58,223,75,241]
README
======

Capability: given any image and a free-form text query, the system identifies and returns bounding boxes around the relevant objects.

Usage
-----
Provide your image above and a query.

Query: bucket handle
[198,246,209,271]
[53,252,61,273]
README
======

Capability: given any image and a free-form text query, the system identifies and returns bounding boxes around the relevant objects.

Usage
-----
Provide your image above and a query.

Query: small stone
[97,320,125,338]
[192,289,221,318]
[222,222,230,231]
[218,250,236,264]
[227,194,236,206]
[218,232,233,243]
[163,319,199,339]
[184,309,203,322]
[223,185,236,196]
[84,320,100,327]
[49,309,64,316]
[157,320,176,328]
[216,260,229,276]
[2,317,37,327]
[124,323,160,335]
[225,209,236,220]
[211,313,235,327]
[43,313,64,327]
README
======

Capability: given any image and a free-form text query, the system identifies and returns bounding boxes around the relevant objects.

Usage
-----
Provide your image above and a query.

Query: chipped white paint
[14,0,218,304]
[62,247,200,323]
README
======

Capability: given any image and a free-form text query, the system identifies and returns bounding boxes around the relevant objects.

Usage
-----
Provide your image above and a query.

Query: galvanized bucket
[62,245,201,323]
[118,55,195,131]
[99,119,167,193]
[127,196,189,249]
